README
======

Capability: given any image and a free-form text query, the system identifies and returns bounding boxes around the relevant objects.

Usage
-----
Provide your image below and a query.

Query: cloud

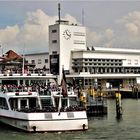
[15,9,57,53]
[115,10,140,48]
[64,14,79,25]
[87,28,114,48]
[125,23,138,35]
[87,10,140,49]
[0,9,80,54]
[105,28,114,40]
[0,25,19,48]
[1,9,140,55]
[119,11,140,36]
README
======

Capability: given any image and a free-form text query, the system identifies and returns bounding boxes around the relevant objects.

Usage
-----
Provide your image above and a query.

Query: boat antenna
[58,3,61,24]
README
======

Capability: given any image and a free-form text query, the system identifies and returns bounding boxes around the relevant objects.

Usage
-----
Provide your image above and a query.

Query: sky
[0,0,140,54]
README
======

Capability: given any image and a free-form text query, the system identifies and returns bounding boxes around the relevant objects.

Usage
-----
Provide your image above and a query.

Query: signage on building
[50,54,59,75]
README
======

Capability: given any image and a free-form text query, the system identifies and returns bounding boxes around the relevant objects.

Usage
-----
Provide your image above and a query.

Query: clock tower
[49,19,86,83]
[63,29,71,40]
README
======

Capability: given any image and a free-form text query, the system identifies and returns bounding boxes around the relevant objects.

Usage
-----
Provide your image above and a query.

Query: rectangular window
[31,60,35,64]
[51,58,57,64]
[38,59,41,64]
[135,59,138,65]
[45,59,48,63]
[52,51,57,54]
[0,97,8,110]
[52,29,57,33]
[128,59,131,65]
[52,40,57,43]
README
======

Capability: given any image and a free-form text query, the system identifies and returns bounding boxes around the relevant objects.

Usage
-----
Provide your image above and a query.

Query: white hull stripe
[0,115,87,121]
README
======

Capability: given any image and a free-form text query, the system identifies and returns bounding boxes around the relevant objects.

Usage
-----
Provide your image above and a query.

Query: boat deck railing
[16,106,86,113]
[0,83,77,96]
[0,69,50,76]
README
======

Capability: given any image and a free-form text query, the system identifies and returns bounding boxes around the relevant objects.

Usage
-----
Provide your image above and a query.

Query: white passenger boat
[0,73,88,132]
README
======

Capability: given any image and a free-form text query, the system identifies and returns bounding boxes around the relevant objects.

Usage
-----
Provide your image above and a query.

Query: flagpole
[22,43,25,75]
[58,65,63,115]
[58,86,62,115]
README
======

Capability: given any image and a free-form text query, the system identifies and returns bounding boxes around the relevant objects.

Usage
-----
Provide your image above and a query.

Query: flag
[61,68,68,97]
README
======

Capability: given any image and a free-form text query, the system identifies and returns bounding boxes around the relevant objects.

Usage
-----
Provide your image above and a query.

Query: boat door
[18,98,29,110]
[21,99,27,108]
[54,97,59,107]
[62,98,68,107]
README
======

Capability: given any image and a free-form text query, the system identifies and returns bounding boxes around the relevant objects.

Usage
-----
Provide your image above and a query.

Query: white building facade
[72,47,140,74]
[25,20,140,88]
[49,20,86,79]
[25,52,49,71]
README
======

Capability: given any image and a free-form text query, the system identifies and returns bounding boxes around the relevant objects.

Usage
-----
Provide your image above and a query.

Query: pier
[86,96,107,116]
[79,87,108,116]
[103,87,140,98]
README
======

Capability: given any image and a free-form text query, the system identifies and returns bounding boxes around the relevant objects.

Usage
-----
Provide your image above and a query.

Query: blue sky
[0,0,140,54]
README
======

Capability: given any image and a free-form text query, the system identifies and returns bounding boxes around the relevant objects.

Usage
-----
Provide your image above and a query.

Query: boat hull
[0,109,88,132]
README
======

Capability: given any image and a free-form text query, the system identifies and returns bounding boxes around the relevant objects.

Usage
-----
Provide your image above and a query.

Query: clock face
[63,29,71,40]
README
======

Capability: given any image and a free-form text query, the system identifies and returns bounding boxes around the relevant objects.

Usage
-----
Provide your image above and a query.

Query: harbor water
[0,99,140,140]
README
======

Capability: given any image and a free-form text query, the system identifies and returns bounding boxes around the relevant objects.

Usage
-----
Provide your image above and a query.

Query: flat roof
[25,47,140,56]
[25,52,49,56]
[72,47,140,54]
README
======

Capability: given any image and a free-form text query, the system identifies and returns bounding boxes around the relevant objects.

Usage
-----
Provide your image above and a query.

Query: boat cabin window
[0,97,9,110]
[69,97,78,106]
[62,98,67,107]
[21,99,27,109]
[41,98,53,108]
[29,98,38,108]
[9,97,38,111]
[9,98,18,110]
[20,98,38,110]
[54,97,60,108]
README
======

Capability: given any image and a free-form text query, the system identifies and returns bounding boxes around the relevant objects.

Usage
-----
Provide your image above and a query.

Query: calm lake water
[0,99,140,140]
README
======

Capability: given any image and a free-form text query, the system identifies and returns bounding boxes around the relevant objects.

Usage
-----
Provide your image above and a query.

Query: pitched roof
[4,50,22,61]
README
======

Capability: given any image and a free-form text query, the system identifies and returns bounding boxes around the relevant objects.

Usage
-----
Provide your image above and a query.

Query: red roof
[2,50,22,62]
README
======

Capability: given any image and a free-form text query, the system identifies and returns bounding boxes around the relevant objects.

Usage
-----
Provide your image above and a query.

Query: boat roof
[0,91,39,98]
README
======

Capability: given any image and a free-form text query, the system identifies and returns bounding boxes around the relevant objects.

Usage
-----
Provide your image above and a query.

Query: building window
[25,60,28,63]
[52,40,57,43]
[31,60,35,64]
[52,51,57,54]
[128,59,131,65]
[38,59,41,64]
[45,59,48,63]
[52,29,57,33]
[135,59,138,65]
[51,58,57,63]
